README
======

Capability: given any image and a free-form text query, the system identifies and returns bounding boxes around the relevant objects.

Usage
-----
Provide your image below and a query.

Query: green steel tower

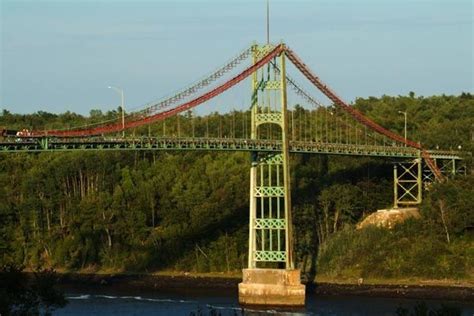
[239,43,304,306]
[247,43,294,269]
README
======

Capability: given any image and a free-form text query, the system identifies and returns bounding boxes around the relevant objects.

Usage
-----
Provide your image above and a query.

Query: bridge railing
[0,136,463,160]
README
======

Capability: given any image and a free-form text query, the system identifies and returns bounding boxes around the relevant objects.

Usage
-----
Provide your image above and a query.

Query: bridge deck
[0,137,461,160]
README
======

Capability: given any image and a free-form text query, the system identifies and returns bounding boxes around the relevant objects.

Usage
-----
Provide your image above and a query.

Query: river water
[54,287,474,315]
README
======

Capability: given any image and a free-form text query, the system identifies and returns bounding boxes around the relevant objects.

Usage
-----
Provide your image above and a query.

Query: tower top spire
[266,0,270,44]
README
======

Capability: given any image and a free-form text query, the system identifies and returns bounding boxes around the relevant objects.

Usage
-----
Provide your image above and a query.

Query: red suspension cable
[284,47,444,181]
[25,43,443,181]
[32,45,285,137]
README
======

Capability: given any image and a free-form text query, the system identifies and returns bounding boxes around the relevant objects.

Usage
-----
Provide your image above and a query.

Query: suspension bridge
[0,43,464,306]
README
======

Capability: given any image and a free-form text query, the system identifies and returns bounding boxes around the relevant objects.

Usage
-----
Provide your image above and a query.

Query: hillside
[1,93,473,284]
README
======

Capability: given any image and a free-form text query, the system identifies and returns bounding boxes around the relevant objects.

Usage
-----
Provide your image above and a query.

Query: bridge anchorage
[238,44,305,306]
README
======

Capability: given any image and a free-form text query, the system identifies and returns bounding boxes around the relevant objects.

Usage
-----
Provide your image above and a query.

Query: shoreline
[48,272,474,302]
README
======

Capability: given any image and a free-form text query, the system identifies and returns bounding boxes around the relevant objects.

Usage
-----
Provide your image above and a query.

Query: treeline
[317,176,473,279]
[0,93,472,281]
[3,93,473,153]
[355,92,474,153]
[0,151,390,273]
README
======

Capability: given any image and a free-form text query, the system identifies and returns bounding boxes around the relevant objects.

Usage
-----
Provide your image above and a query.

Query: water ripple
[66,294,197,304]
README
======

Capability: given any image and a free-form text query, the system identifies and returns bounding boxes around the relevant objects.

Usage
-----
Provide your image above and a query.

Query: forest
[0,93,473,282]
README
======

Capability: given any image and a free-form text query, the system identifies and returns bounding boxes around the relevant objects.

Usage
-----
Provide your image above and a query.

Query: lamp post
[108,86,125,137]
[398,110,407,146]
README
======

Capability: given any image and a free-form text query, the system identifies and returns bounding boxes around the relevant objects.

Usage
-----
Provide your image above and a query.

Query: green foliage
[0,265,67,315]
[0,150,251,272]
[0,93,472,281]
[317,214,473,279]
[395,302,461,316]
[422,176,474,238]
[354,93,474,154]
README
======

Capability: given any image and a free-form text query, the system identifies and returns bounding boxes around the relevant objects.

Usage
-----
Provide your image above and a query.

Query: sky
[1,0,473,115]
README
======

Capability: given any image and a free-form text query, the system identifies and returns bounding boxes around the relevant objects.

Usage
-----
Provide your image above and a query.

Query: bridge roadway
[0,137,461,160]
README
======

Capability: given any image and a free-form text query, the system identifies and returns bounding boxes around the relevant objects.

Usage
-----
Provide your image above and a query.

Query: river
[55,287,474,315]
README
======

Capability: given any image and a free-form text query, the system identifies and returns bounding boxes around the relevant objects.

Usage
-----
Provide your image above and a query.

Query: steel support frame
[248,44,294,270]
[423,157,466,186]
[394,156,422,208]
[436,158,463,177]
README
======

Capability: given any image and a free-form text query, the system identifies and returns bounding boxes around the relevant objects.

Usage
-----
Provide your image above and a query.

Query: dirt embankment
[310,282,473,301]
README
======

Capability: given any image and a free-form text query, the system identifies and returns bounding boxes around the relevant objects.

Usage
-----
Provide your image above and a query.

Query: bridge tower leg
[238,44,305,306]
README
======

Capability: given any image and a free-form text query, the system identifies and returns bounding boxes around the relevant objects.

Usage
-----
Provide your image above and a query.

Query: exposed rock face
[357,208,421,230]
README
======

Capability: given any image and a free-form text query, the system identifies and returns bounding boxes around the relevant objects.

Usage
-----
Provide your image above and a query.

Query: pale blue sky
[1,0,473,115]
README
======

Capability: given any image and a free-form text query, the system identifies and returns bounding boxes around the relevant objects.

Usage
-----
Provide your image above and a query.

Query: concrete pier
[238,268,305,306]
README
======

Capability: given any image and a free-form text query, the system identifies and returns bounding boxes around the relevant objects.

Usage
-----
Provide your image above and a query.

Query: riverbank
[51,272,473,302]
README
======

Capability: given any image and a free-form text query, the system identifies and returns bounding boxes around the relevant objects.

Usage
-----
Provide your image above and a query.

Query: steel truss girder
[254,186,285,197]
[0,138,461,161]
[253,44,275,59]
[253,80,281,90]
[255,113,283,126]
[259,153,283,165]
[254,250,286,262]
[255,218,286,230]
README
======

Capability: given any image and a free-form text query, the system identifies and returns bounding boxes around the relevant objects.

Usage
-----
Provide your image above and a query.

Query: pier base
[238,268,305,306]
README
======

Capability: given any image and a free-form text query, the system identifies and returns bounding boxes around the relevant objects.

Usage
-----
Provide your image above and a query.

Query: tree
[423,176,474,243]
[0,265,67,315]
